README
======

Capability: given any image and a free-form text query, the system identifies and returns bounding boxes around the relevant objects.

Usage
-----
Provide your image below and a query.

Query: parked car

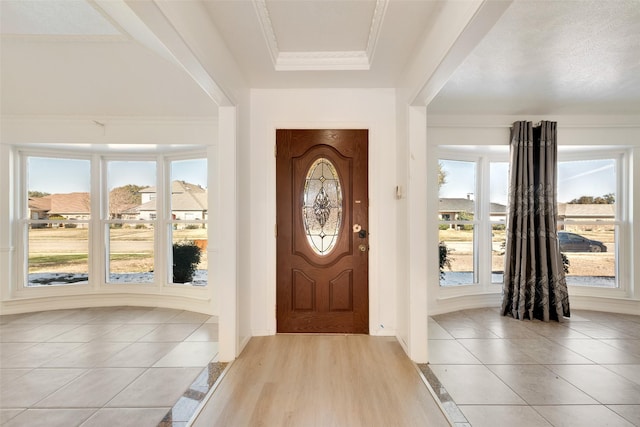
[558,231,607,252]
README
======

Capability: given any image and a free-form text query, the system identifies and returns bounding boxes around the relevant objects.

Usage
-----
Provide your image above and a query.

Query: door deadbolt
[359,244,367,252]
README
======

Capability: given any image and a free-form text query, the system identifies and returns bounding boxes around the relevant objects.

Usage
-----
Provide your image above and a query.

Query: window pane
[439,160,476,221]
[28,225,89,287]
[170,158,208,286]
[27,157,91,219]
[490,162,509,223]
[107,161,155,220]
[107,223,154,283]
[439,226,475,286]
[560,228,617,288]
[170,159,208,221]
[171,225,208,286]
[439,159,476,286]
[558,158,616,288]
[558,158,616,210]
[26,156,91,287]
[106,160,155,283]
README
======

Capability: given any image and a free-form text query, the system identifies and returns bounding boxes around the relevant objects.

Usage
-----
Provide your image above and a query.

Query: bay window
[437,146,626,294]
[19,150,208,290]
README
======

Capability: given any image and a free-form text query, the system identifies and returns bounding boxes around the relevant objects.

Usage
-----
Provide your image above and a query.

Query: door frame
[266,126,378,337]
[275,129,369,333]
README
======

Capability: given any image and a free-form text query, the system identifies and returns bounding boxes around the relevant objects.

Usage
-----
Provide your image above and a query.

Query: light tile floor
[3,306,640,427]
[423,308,640,427]
[0,307,219,427]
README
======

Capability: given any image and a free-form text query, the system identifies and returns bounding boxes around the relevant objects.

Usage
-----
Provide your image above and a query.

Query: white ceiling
[0,0,218,117]
[203,0,441,86]
[428,0,640,115]
[0,0,121,36]
[1,0,639,117]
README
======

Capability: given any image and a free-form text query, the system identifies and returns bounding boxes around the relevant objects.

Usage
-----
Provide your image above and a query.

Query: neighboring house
[28,197,51,221]
[439,198,507,224]
[28,192,91,227]
[557,203,615,231]
[438,199,614,232]
[109,202,139,220]
[133,180,207,223]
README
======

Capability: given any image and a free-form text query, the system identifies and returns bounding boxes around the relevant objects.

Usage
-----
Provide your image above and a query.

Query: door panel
[276,129,368,333]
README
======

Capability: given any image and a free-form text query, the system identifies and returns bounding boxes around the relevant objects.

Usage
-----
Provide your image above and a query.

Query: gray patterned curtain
[501,121,570,322]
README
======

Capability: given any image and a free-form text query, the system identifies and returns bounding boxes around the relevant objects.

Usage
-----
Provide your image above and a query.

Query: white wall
[248,88,398,337]
[426,114,640,316]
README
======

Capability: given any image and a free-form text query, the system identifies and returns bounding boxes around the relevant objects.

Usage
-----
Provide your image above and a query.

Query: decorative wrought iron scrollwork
[303,158,342,255]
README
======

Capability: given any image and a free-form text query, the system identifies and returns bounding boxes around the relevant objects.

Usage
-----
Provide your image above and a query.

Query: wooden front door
[276,129,369,333]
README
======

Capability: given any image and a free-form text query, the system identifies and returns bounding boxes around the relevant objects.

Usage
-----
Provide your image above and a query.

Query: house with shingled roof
[123,180,207,224]
[439,197,507,223]
[28,192,91,227]
[557,203,615,232]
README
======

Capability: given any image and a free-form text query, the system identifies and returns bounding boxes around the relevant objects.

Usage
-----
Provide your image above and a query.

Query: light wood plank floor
[192,335,450,427]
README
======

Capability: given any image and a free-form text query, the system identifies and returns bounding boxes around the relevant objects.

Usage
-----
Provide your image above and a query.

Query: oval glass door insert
[302,157,343,255]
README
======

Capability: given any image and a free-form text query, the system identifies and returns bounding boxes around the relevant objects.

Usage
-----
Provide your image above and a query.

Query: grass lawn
[28,226,207,274]
[29,253,88,268]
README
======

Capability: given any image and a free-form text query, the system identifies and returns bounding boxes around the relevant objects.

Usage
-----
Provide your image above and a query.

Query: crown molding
[365,0,388,64]
[252,0,280,66]
[275,51,370,71]
[0,34,129,43]
[253,0,388,71]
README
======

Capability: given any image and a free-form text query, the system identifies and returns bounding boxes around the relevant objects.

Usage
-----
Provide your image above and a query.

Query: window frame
[436,145,630,300]
[165,154,209,287]
[437,151,505,291]
[102,155,160,286]
[14,148,209,295]
[556,149,628,298]
[18,151,94,291]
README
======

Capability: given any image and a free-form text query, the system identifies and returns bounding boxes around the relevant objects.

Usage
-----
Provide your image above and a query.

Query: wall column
[0,145,14,303]
[407,105,429,362]
[217,106,238,361]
